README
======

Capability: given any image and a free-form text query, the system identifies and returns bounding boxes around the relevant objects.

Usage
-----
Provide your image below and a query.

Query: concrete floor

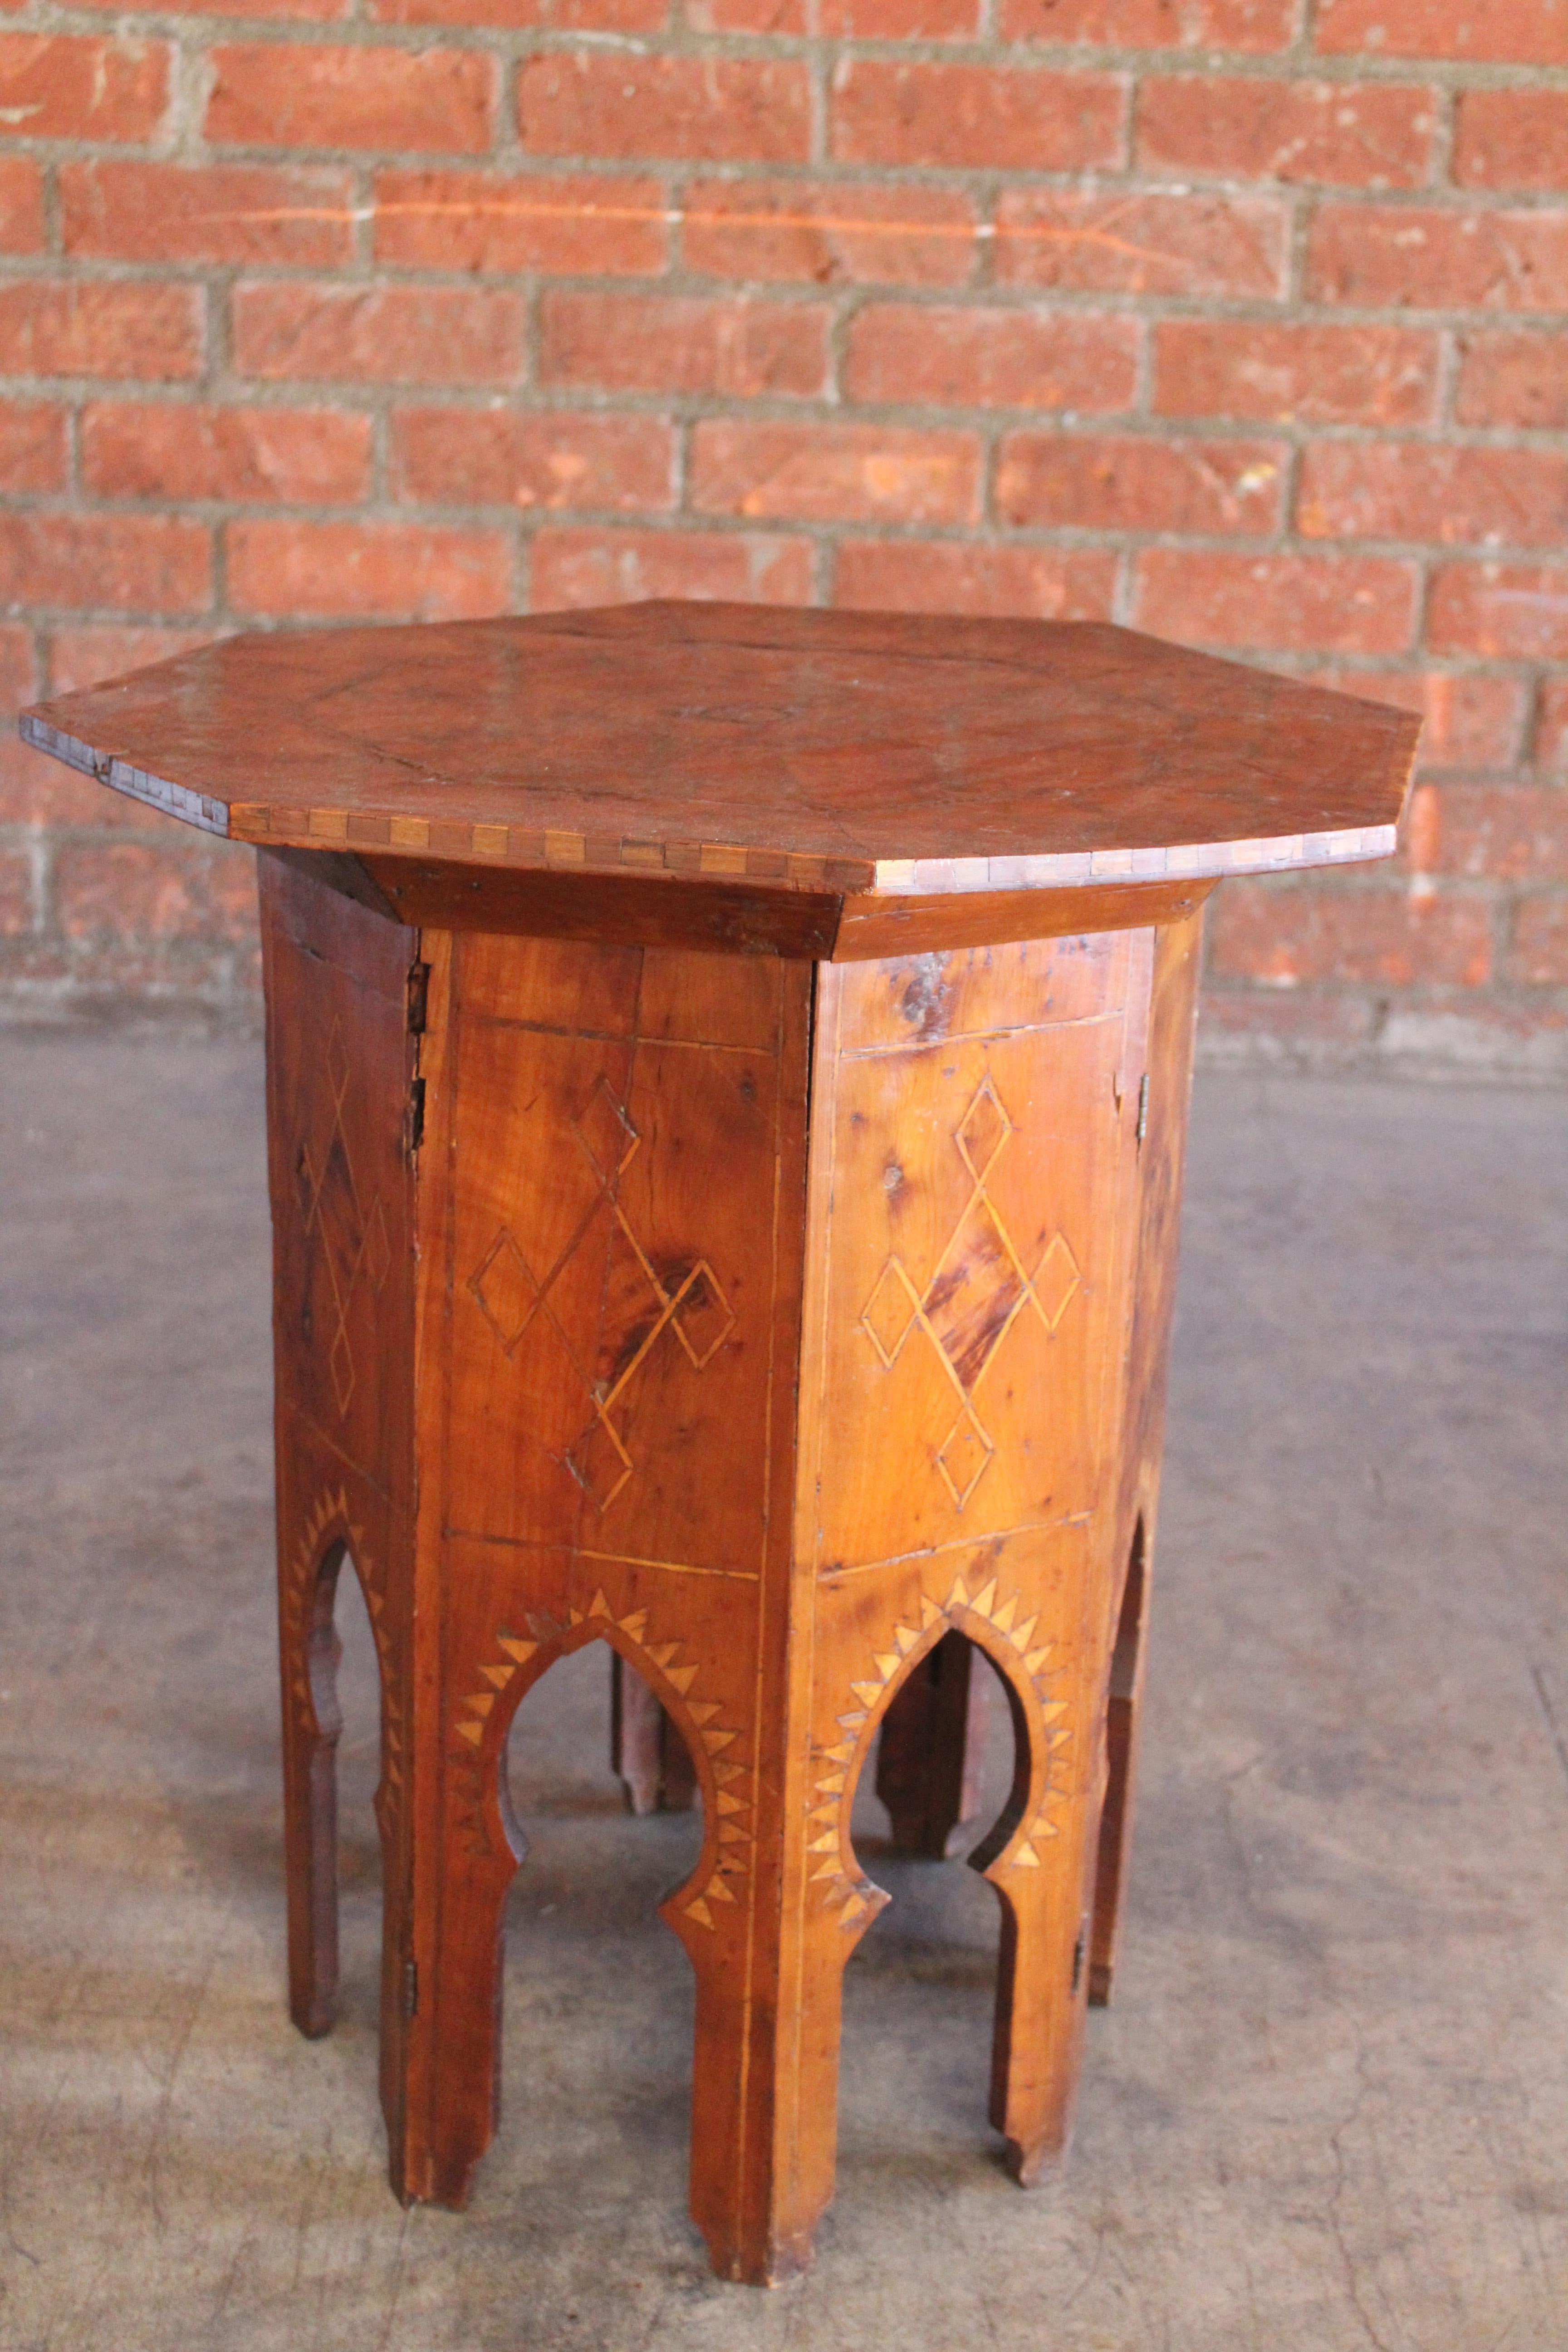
[1,1036,1566,2352]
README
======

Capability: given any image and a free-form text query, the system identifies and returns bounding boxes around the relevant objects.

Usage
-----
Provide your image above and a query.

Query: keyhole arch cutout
[497,1641,707,1930]
[453,1605,745,1946]
[279,1501,400,2044]
[282,1492,404,1854]
[822,1599,1079,2186]
[317,1546,388,1911]
[808,1580,1075,1955]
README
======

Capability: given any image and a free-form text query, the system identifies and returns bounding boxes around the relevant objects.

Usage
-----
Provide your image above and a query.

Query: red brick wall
[0,0,1565,1068]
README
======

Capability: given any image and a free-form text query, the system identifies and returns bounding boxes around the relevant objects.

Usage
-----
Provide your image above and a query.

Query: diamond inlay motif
[670,1264,737,1370]
[936,1406,993,1511]
[577,1072,639,1182]
[1033,1231,1081,1332]
[295,1014,392,1418]
[858,1070,1082,1511]
[568,1412,635,1515]
[468,1078,736,1514]
[862,1256,921,1368]
[955,1074,1011,1184]
[471,1229,539,1354]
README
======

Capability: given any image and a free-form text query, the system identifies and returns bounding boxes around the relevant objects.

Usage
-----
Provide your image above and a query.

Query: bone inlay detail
[860,1073,1081,1510]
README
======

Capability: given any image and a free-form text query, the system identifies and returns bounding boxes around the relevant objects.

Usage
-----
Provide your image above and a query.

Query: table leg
[875,1630,990,1856]
[259,851,422,2190]
[1088,908,1203,2006]
[968,1646,1092,2184]
[1089,1517,1149,2006]
[610,1653,697,1815]
[276,1473,344,2040]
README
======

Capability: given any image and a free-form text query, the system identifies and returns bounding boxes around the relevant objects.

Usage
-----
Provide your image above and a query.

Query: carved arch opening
[450,1595,750,1951]
[281,1491,403,1861]
[279,1489,406,2044]
[808,1572,1074,1960]
[874,1628,992,1860]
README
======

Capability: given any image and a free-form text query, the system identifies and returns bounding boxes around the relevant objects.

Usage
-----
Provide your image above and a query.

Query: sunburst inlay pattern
[451,1589,752,1929]
[810,1568,1072,1926]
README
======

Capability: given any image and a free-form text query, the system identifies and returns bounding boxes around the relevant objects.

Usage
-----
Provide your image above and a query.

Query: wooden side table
[23,604,1415,2283]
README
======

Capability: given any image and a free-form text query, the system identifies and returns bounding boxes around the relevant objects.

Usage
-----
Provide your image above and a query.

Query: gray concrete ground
[1,1035,1565,2352]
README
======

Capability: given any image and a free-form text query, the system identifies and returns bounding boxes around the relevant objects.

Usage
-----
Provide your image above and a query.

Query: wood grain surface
[21,603,1416,913]
[259,853,421,2178]
[260,854,1207,2279]
[1090,907,1204,2007]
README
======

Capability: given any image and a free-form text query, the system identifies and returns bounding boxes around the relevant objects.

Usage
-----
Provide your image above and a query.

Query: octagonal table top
[22,603,1416,905]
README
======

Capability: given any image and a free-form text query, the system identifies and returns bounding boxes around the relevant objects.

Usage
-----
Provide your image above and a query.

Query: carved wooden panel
[806,934,1148,1571]
[260,852,418,1508]
[259,852,421,2177]
[444,936,793,1570]
[786,933,1152,2201]
[402,931,814,2243]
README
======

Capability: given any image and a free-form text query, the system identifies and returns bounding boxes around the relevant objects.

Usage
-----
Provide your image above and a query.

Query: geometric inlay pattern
[294,1016,392,1418]
[859,1072,1081,1511]
[451,1588,752,1930]
[469,1073,735,1513]
[810,1567,1073,1927]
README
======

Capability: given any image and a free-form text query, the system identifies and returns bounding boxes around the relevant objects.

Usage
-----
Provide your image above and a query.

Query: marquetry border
[20,716,1395,897]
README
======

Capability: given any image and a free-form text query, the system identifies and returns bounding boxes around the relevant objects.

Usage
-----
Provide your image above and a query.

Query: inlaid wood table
[22,604,1416,2284]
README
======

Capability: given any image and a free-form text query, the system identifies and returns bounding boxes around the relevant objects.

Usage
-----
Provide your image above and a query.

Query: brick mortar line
[21,133,1568,198]
[0,625,1561,682]
[1432,319,1460,435]
[1282,168,1308,306]
[15,244,1568,309]
[14,145,1568,217]
[2,608,1560,673]
[9,466,1568,553]
[519,266,542,415]
[1428,71,1459,186]
[0,509,1480,547]
[12,8,1568,85]
[807,39,828,169]
[15,395,1568,458]
[0,545,1565,624]
[12,381,1568,459]
[17,482,1568,576]
[10,264,1568,339]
